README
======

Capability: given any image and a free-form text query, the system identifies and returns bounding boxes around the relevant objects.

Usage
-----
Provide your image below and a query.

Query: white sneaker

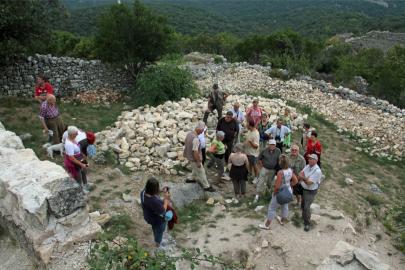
[232,198,239,204]
[252,177,259,184]
[253,196,259,204]
[258,223,270,230]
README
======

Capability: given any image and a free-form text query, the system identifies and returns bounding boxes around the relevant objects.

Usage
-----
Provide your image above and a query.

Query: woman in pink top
[246,99,263,127]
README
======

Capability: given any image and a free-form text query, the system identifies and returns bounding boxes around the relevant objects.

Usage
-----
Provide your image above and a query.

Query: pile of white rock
[96,95,305,174]
[193,63,404,160]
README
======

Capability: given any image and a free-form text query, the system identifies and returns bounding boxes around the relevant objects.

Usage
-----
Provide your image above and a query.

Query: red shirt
[34,82,54,97]
[306,139,322,156]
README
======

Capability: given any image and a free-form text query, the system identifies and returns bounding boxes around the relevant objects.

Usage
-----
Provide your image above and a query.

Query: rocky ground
[1,55,404,269]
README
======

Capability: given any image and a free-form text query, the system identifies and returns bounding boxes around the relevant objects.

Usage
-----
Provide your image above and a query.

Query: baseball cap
[308,154,318,161]
[268,139,276,145]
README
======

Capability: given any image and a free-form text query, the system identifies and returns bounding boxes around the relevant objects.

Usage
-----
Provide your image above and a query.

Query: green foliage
[72,37,97,59]
[47,31,80,56]
[135,64,198,106]
[94,0,174,76]
[0,0,63,65]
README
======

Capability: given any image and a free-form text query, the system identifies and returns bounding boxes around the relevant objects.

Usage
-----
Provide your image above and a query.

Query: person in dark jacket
[216,111,239,163]
[140,178,171,247]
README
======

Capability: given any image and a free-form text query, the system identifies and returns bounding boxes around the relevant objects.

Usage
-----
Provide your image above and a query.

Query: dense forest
[59,0,405,38]
[1,0,404,107]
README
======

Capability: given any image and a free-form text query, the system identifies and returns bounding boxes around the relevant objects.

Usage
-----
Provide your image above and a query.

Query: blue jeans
[151,222,166,244]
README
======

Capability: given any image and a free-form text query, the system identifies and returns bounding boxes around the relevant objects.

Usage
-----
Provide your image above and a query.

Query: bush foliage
[135,64,198,106]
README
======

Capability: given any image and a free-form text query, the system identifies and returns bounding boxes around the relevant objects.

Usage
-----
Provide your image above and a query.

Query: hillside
[58,0,405,37]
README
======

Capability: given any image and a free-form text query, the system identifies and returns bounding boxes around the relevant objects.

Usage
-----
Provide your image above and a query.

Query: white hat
[308,154,318,161]
[268,139,276,145]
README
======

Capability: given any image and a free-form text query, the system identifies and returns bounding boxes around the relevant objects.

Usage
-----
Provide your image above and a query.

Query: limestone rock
[206,197,215,205]
[354,248,390,270]
[329,241,355,266]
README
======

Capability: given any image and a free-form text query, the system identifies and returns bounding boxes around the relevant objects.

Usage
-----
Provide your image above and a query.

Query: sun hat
[268,139,276,145]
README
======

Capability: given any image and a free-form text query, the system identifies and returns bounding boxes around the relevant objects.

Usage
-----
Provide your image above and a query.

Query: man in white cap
[184,121,216,192]
[254,139,281,203]
[298,153,322,231]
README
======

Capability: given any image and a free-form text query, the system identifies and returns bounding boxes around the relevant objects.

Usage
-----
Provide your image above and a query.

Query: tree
[94,0,173,78]
[0,0,63,65]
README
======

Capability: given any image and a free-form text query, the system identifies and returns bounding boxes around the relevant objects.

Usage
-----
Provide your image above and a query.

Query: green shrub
[135,64,198,106]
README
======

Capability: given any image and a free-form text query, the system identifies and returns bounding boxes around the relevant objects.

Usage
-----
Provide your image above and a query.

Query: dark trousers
[224,140,234,163]
[232,178,246,195]
[203,106,223,124]
[151,222,166,244]
[301,189,318,226]
[75,167,88,186]
[276,142,283,153]
[201,148,206,165]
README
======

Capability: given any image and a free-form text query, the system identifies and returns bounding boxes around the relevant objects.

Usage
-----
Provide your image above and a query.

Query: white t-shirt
[300,164,322,190]
[281,168,293,194]
[65,139,81,156]
[62,130,87,144]
[245,129,260,157]
[265,125,291,142]
[198,128,206,149]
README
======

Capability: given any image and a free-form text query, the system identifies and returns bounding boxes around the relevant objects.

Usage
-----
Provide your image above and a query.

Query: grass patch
[0,97,125,159]
[94,178,104,184]
[291,211,302,228]
[173,201,213,234]
[364,194,384,206]
[242,225,259,236]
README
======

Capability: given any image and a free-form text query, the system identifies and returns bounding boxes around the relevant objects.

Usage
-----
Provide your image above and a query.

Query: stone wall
[0,54,133,97]
[0,121,101,265]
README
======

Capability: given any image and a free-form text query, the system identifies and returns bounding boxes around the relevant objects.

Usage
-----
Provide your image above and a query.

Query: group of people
[34,75,96,193]
[141,84,324,248]
[183,84,324,230]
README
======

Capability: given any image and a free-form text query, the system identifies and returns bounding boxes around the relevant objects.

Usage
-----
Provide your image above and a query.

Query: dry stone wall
[96,95,306,175]
[0,54,133,97]
[0,121,101,265]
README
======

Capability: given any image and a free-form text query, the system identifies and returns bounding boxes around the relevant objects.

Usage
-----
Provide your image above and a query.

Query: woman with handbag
[259,155,298,230]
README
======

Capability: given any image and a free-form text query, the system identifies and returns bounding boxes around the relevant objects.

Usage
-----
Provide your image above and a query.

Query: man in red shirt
[304,131,322,167]
[34,75,54,102]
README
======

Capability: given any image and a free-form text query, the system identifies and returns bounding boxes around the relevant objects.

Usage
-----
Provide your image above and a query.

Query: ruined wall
[0,121,101,265]
[0,54,133,97]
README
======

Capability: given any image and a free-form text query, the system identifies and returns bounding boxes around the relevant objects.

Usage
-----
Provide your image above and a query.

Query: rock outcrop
[0,121,101,265]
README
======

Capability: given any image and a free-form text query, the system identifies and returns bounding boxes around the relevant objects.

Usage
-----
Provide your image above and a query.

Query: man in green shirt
[207,131,226,184]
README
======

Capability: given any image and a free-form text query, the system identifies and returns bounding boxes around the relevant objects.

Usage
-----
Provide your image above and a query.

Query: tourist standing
[203,83,227,124]
[184,122,216,192]
[254,139,281,203]
[265,119,291,153]
[34,74,54,103]
[216,111,239,163]
[281,108,293,149]
[198,128,207,165]
[301,123,312,150]
[228,143,249,199]
[207,131,226,183]
[39,94,65,144]
[305,131,322,167]
[259,155,298,229]
[258,113,272,150]
[288,144,306,205]
[244,120,260,182]
[63,126,89,193]
[298,154,322,231]
[246,99,263,128]
[140,178,171,247]
[230,102,245,143]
